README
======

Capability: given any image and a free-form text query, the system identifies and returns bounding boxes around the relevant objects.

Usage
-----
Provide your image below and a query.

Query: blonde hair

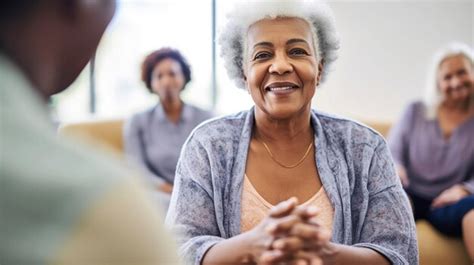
[423,42,474,119]
[218,0,340,89]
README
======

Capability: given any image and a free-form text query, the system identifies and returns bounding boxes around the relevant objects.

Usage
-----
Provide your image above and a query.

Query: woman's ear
[244,79,251,94]
[242,70,250,93]
[316,60,324,86]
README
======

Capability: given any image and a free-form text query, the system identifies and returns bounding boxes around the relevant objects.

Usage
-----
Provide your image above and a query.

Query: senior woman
[124,48,212,196]
[166,1,418,264]
[388,43,474,260]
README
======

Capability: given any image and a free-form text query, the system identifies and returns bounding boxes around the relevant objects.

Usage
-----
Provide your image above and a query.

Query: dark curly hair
[141,48,192,92]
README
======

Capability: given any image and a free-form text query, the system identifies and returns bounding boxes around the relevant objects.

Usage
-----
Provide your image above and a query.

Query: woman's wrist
[240,229,261,263]
[320,243,390,265]
[456,184,471,195]
[319,242,341,265]
[202,231,258,265]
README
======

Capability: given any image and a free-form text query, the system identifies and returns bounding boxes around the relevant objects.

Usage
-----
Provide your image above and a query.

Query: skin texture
[202,17,390,265]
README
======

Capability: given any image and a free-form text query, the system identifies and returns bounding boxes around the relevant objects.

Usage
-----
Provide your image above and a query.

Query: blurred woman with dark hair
[124,48,212,199]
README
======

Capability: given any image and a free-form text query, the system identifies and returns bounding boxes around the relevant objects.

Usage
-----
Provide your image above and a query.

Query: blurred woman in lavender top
[388,42,474,260]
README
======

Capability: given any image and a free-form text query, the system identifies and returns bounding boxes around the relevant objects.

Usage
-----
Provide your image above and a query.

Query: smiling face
[437,54,474,106]
[243,17,322,120]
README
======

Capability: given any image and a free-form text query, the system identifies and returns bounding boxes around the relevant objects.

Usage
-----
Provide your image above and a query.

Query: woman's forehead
[439,55,472,73]
[246,17,313,46]
[153,58,182,72]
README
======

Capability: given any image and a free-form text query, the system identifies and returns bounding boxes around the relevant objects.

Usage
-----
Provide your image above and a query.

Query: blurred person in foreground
[0,1,179,264]
[388,42,474,261]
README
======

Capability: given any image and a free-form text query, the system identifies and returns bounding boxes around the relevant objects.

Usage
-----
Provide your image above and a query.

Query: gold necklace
[258,138,314,169]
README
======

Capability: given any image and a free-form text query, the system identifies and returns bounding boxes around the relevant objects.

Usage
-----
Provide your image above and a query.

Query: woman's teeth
[268,86,294,91]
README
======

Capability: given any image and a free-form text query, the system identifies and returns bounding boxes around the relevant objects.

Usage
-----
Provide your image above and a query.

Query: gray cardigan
[166,108,418,265]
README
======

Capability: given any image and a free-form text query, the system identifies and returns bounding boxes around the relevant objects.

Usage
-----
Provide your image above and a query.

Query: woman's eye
[254,52,271,60]
[290,48,309,56]
[457,69,467,76]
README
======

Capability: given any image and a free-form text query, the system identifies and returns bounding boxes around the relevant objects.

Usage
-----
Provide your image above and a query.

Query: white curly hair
[423,42,474,119]
[218,0,340,89]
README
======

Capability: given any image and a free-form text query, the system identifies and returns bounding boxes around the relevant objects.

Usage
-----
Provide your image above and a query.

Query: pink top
[240,174,334,233]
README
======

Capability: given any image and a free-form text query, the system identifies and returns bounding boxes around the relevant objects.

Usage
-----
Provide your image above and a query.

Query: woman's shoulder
[389,101,429,133]
[402,100,426,120]
[185,110,250,144]
[312,110,385,149]
[124,106,156,129]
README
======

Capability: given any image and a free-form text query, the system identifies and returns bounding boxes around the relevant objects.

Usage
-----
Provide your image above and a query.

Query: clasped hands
[247,197,334,265]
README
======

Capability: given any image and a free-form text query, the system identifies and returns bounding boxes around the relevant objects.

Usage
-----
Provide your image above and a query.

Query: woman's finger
[306,217,322,228]
[269,197,299,218]
[272,236,305,252]
[266,214,301,236]
[259,249,291,265]
[293,250,320,261]
[289,223,320,239]
[289,224,331,249]
[293,205,320,220]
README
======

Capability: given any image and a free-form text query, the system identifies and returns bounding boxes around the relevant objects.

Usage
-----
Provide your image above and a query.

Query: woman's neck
[253,106,313,146]
[439,95,474,116]
[161,99,183,123]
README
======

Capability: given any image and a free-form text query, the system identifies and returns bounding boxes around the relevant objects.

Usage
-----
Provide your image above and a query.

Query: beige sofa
[58,119,124,154]
[58,118,471,265]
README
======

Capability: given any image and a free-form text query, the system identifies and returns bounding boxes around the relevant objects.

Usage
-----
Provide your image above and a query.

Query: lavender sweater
[388,102,474,199]
[166,108,418,265]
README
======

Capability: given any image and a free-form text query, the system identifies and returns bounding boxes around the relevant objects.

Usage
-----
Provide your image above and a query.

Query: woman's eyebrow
[253,41,273,49]
[286,38,309,45]
[253,39,309,49]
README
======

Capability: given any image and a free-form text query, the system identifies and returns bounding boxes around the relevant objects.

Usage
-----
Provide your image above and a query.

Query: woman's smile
[264,81,300,96]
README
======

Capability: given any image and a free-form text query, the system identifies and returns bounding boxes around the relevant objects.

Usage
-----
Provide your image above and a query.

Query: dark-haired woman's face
[151,58,185,103]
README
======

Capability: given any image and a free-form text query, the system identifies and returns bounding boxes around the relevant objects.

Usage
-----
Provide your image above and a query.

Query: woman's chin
[260,105,307,120]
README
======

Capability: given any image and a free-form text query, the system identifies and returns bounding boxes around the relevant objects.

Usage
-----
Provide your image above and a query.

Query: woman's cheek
[248,65,267,92]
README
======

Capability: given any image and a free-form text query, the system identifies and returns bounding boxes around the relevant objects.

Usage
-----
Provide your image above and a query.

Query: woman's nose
[450,75,463,90]
[160,75,173,87]
[269,53,293,75]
